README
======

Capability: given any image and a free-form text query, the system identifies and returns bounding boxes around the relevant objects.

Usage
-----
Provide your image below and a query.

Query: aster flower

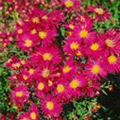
[63,37,83,57]
[73,20,96,44]
[29,104,39,120]
[0,31,14,49]
[104,55,120,73]
[66,75,86,99]
[53,78,68,101]
[100,29,120,55]
[85,38,102,59]
[38,27,57,45]
[85,60,106,80]
[31,45,62,64]
[61,0,81,12]
[36,61,59,81]
[16,32,39,51]
[41,95,62,118]
[61,59,78,78]
[18,112,30,120]
[36,78,48,99]
[11,84,30,105]
[4,56,21,70]
[64,21,75,31]
[89,6,111,21]
[48,10,64,27]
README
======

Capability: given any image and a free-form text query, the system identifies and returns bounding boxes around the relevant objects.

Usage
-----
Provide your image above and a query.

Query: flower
[29,104,39,120]
[100,29,120,55]
[85,60,106,79]
[89,6,111,21]
[41,95,62,118]
[104,55,120,73]
[36,78,48,99]
[11,84,30,105]
[85,38,102,59]
[53,78,68,101]
[18,112,30,120]
[36,61,59,81]
[61,59,78,78]
[66,75,86,99]
[31,44,62,64]
[62,0,81,11]
[72,18,96,44]
[63,37,84,57]
[16,32,39,51]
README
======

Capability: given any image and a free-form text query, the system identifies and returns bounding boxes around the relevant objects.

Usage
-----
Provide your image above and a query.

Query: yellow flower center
[48,80,53,86]
[22,118,28,120]
[9,37,13,41]
[63,66,71,73]
[21,60,25,65]
[17,29,23,34]
[38,82,44,90]
[43,53,53,61]
[30,112,36,120]
[105,39,115,48]
[29,68,34,75]
[65,0,74,8]
[41,68,50,78]
[90,43,99,51]
[95,8,104,15]
[70,42,79,50]
[31,29,37,35]
[23,75,28,81]
[91,65,101,74]
[79,30,88,38]
[70,79,79,89]
[42,15,48,20]
[46,101,54,110]
[32,17,40,23]
[108,55,117,64]
[25,39,32,47]
[39,31,47,39]
[87,80,92,86]
[67,31,73,36]
[76,51,82,56]
[69,24,74,29]
[16,91,23,97]
[12,63,20,68]
[57,84,65,93]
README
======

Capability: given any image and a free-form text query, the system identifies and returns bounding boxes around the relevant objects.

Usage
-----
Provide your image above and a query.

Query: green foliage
[0,66,10,113]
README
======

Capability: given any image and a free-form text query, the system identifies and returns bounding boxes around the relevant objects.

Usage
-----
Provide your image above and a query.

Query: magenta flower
[11,84,30,105]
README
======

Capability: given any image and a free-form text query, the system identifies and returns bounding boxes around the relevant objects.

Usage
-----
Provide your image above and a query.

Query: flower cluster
[1,0,120,120]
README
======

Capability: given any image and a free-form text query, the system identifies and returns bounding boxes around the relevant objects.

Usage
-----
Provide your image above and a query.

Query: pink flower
[31,44,62,64]
[100,29,120,55]
[63,37,83,57]
[53,78,68,101]
[11,84,30,105]
[41,95,62,118]
[66,74,86,100]
[18,112,30,120]
[36,61,59,81]
[61,59,78,78]
[29,104,39,120]
[85,60,107,80]
[88,6,111,21]
[104,55,120,73]
[36,78,48,99]
[72,19,96,44]
[61,0,81,12]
